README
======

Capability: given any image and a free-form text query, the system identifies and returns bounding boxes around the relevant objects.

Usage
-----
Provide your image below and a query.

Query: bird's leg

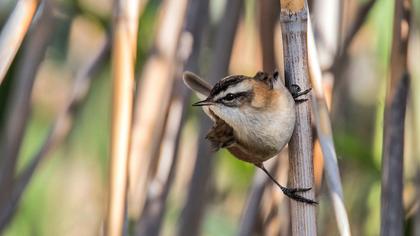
[255,163,318,205]
[289,84,311,104]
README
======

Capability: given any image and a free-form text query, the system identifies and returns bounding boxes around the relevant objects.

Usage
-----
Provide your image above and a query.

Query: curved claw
[287,187,312,194]
[280,187,317,204]
[290,84,312,99]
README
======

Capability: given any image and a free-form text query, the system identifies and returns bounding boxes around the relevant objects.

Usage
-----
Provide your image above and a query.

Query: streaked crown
[206,71,279,107]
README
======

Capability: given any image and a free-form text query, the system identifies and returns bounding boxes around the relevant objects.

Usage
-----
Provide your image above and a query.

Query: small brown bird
[183,70,316,204]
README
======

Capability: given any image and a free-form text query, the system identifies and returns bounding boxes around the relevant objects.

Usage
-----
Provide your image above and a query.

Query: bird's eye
[224,93,236,101]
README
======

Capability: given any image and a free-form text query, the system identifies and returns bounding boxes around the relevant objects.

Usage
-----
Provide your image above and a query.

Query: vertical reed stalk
[237,1,279,234]
[238,159,278,236]
[279,1,316,235]
[380,0,411,235]
[307,13,351,236]
[106,0,139,235]
[177,0,243,235]
[128,0,188,219]
[0,1,54,230]
[0,35,109,233]
[135,0,209,235]
[0,0,40,84]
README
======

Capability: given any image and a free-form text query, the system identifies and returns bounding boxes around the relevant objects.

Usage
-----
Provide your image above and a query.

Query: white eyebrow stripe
[213,81,252,101]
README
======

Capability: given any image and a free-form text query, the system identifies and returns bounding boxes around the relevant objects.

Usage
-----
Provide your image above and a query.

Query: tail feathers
[183,71,212,99]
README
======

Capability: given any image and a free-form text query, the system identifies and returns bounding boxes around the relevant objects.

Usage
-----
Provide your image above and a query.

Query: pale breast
[233,92,296,162]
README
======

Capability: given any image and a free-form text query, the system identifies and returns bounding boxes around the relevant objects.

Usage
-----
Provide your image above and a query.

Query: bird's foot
[280,186,318,205]
[256,163,317,205]
[289,84,311,104]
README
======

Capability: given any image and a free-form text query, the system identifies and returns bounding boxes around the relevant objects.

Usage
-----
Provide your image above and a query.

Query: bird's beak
[192,99,214,106]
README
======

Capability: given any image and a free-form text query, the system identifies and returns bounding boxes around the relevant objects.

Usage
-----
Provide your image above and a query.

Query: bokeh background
[0,0,419,235]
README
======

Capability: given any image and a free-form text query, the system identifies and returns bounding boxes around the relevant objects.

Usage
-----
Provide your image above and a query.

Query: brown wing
[206,118,235,150]
[205,115,261,165]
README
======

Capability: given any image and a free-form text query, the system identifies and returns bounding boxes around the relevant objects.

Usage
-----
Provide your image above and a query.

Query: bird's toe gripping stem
[280,186,318,205]
[289,84,312,104]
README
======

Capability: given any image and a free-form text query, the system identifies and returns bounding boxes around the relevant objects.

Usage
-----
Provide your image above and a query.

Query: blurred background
[0,0,419,235]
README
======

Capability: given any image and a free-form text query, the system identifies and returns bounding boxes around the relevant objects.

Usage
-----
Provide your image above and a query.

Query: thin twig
[238,1,280,234]
[177,0,243,235]
[310,0,340,68]
[0,4,109,230]
[135,88,182,236]
[134,0,209,235]
[258,0,279,72]
[329,0,377,74]
[127,0,189,219]
[257,154,290,235]
[0,35,110,231]
[0,1,54,228]
[341,0,376,53]
[0,0,40,84]
[414,166,420,235]
[307,12,351,236]
[238,159,278,236]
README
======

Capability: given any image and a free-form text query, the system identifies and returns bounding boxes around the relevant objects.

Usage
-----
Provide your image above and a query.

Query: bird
[183,70,316,204]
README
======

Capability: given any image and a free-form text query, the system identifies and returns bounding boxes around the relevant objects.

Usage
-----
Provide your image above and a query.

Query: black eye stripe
[217,91,252,103]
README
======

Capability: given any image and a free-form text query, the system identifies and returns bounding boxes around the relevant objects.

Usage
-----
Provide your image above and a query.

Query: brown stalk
[380,0,411,235]
[260,153,291,236]
[309,0,379,233]
[307,13,351,236]
[415,167,420,235]
[177,0,243,235]
[135,94,181,235]
[340,0,376,55]
[237,1,279,235]
[134,0,209,235]
[238,159,279,236]
[0,2,54,230]
[313,138,324,190]
[0,33,110,232]
[307,0,340,194]
[329,0,377,74]
[106,0,140,235]
[0,0,40,84]
[279,1,316,235]
[310,0,340,68]
[259,0,279,72]
[127,0,189,219]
